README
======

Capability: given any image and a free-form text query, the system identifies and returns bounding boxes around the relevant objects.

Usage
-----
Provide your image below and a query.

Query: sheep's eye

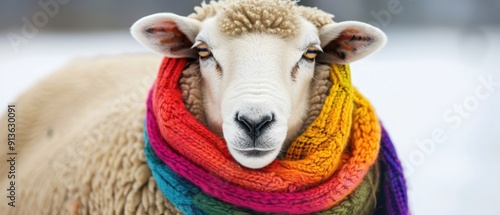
[303,46,319,60]
[197,43,212,58]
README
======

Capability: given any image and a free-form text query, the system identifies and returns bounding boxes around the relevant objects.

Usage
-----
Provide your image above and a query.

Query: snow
[1,27,499,214]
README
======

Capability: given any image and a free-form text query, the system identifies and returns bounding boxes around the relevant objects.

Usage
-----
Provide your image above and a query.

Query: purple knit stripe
[380,126,409,215]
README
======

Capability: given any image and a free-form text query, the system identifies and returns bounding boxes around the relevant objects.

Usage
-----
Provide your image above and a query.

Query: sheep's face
[132,5,386,169]
[194,17,320,169]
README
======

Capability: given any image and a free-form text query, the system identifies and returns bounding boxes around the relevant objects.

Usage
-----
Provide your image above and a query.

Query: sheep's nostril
[236,113,274,140]
[236,114,252,134]
[254,115,273,137]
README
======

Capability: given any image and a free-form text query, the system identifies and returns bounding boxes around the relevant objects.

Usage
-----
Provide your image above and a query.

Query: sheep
[131,0,387,169]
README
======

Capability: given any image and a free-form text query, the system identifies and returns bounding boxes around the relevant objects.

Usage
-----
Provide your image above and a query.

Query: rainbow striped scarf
[144,57,409,214]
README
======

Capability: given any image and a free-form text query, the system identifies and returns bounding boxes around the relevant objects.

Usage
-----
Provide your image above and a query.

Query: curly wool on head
[188,0,335,38]
[296,5,335,27]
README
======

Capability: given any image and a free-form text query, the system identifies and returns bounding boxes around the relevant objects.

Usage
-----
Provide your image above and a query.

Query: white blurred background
[1,1,499,214]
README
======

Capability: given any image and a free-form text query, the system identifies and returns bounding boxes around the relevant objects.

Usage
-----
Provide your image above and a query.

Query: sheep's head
[131,0,386,169]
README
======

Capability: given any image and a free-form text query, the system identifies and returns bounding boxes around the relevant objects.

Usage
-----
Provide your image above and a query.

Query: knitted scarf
[144,57,409,214]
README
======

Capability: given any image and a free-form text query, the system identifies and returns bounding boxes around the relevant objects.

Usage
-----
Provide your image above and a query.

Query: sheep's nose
[236,113,274,140]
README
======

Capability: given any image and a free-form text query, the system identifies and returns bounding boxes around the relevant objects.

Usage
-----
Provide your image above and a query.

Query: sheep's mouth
[233,148,276,157]
[228,145,281,169]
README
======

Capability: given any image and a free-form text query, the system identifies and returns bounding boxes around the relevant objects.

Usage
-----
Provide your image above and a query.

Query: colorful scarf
[144,57,409,214]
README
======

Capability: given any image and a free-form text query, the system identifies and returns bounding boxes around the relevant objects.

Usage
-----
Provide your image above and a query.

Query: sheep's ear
[318,21,387,64]
[131,13,201,58]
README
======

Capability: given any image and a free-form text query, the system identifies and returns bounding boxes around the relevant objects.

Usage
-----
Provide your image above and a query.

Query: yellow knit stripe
[274,64,379,184]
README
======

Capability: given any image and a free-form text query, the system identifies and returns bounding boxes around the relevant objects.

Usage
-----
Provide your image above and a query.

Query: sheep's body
[0,54,183,214]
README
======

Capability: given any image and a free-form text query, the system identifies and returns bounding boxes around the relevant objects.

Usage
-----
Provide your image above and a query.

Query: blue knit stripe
[144,125,207,215]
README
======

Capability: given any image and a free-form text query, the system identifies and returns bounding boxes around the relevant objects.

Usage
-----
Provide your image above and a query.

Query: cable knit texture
[144,57,389,214]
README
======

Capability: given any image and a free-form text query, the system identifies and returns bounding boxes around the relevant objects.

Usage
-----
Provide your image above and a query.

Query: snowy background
[1,1,500,214]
